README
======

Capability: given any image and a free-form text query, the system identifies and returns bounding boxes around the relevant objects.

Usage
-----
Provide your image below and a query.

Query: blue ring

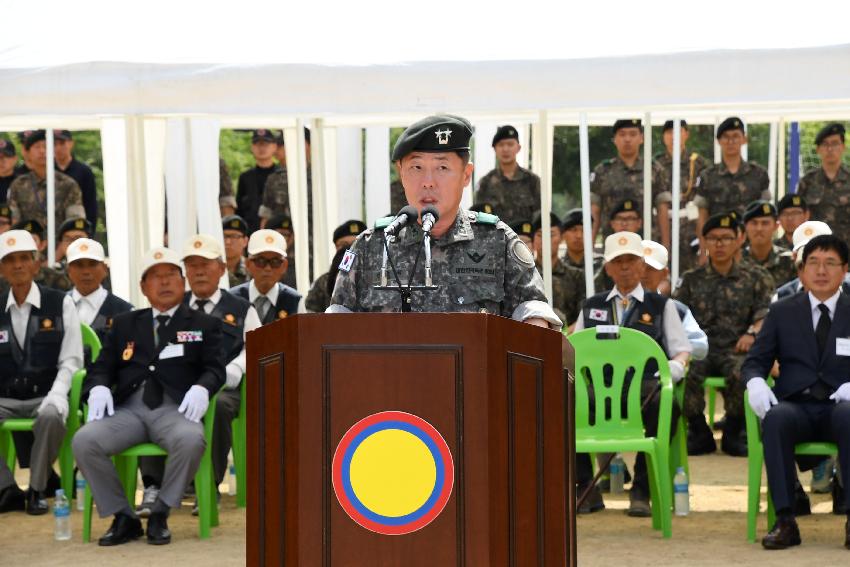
[340,420,445,526]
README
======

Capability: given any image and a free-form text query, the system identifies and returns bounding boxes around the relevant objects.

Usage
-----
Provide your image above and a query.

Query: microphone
[421,205,439,234]
[383,205,420,237]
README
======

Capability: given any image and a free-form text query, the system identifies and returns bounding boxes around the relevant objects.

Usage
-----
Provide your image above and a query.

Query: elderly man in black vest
[0,229,82,515]
[573,231,691,517]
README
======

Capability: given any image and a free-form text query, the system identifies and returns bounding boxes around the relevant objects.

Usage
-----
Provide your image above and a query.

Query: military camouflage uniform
[35,265,72,291]
[473,165,541,227]
[538,257,585,325]
[7,171,85,228]
[654,151,709,271]
[673,260,774,419]
[227,257,249,288]
[219,159,236,210]
[796,164,850,245]
[590,156,669,237]
[773,235,793,252]
[692,161,771,218]
[305,272,332,313]
[257,166,313,221]
[329,209,559,325]
[741,245,796,288]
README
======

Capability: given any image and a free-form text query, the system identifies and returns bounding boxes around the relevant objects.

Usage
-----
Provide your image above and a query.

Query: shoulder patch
[473,211,499,225]
[510,239,535,269]
[373,216,394,230]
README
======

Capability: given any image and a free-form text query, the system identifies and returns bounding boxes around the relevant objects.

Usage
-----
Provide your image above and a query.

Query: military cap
[561,208,584,230]
[662,119,688,131]
[0,204,11,220]
[222,214,248,235]
[777,193,807,212]
[53,129,72,141]
[469,202,494,214]
[17,131,33,143]
[742,200,777,223]
[492,125,519,147]
[332,219,367,244]
[612,119,642,135]
[511,219,534,239]
[610,198,640,217]
[716,117,746,139]
[815,123,845,146]
[0,139,15,157]
[251,129,277,143]
[702,212,739,236]
[22,129,46,150]
[266,214,292,232]
[531,211,562,233]
[12,219,45,238]
[391,114,474,161]
[58,217,93,238]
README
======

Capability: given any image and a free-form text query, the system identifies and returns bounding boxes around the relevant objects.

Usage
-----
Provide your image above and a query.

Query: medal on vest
[224,313,237,326]
[41,318,53,330]
[122,341,134,361]
[278,310,288,319]
[641,313,653,324]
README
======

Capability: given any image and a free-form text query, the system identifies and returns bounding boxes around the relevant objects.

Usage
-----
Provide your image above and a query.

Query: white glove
[747,377,778,419]
[87,385,114,422]
[829,382,850,403]
[178,385,210,423]
[38,392,69,421]
[668,360,686,384]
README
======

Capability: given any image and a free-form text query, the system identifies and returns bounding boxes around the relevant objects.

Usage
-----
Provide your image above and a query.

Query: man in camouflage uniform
[693,117,771,255]
[741,200,796,287]
[674,212,774,456]
[265,214,299,290]
[222,215,249,287]
[775,193,809,251]
[653,120,708,271]
[510,218,533,252]
[7,130,85,229]
[531,212,585,326]
[0,139,19,200]
[10,220,72,291]
[561,208,603,274]
[219,159,236,217]
[305,219,367,313]
[590,119,669,241]
[473,125,541,226]
[796,123,850,245]
[328,115,561,330]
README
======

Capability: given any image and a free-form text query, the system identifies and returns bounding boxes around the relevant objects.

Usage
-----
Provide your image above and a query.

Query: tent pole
[768,121,778,199]
[533,111,553,305]
[777,118,786,200]
[671,119,681,287]
[46,128,55,266]
[579,113,594,299]
[643,112,652,240]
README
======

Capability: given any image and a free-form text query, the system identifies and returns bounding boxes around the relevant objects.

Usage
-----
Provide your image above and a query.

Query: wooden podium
[246,313,575,566]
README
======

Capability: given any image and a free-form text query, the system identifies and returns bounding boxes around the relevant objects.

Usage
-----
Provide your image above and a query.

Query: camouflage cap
[332,220,367,244]
[531,211,562,233]
[391,115,474,161]
[612,119,642,135]
[58,216,93,238]
[12,219,45,238]
[777,193,807,213]
[491,125,519,147]
[222,214,248,236]
[251,129,277,143]
[0,139,15,157]
[662,119,688,132]
[742,200,777,223]
[561,208,584,230]
[702,212,739,236]
[510,219,534,239]
[266,214,292,232]
[815,123,845,146]
[716,117,746,139]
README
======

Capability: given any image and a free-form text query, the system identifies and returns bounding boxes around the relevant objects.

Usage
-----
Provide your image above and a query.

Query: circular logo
[153,251,163,260]
[79,243,89,252]
[618,237,628,246]
[332,411,454,536]
[804,228,814,236]
[265,235,275,244]
[193,240,202,249]
[643,247,652,256]
[6,238,15,246]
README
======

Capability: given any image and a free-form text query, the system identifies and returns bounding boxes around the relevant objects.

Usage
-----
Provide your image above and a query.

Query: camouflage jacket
[330,209,557,322]
[258,166,312,220]
[305,271,332,313]
[537,257,585,325]
[653,151,709,206]
[773,235,793,252]
[219,159,236,209]
[473,165,541,226]
[227,257,249,288]
[7,170,85,228]
[796,164,850,244]
[692,160,770,217]
[674,260,774,351]
[589,155,669,232]
[741,245,796,288]
[36,265,72,291]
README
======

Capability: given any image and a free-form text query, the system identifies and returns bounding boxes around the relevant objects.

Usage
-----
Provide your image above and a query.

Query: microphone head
[397,205,420,221]
[420,205,440,221]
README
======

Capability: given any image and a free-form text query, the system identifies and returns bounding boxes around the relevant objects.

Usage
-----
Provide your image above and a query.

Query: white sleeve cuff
[325,304,353,314]
[512,300,563,330]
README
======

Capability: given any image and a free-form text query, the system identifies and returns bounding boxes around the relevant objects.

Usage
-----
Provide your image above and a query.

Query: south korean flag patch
[0,330,8,344]
[588,308,608,322]
[339,249,356,273]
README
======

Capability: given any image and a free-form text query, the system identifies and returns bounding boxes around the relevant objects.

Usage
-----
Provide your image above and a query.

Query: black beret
[222,214,249,235]
[332,219,367,243]
[511,219,534,238]
[13,219,45,238]
[531,211,562,233]
[17,130,33,143]
[0,139,15,157]
[391,115,474,161]
[492,125,519,147]
[702,212,739,236]
[58,217,93,238]
[562,208,583,230]
[743,200,777,223]
[469,202,494,214]
[251,129,277,143]
[22,129,46,150]
[777,193,807,212]
[815,123,845,146]
[610,198,640,217]
[0,204,11,219]
[612,119,642,135]
[716,117,745,139]
[266,214,292,231]
[53,129,72,141]
[663,119,688,132]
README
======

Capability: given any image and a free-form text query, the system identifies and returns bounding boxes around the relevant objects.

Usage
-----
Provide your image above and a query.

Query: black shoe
[761,516,801,549]
[147,512,172,545]
[794,479,812,516]
[576,483,605,514]
[687,416,716,455]
[45,470,62,495]
[720,417,748,457]
[98,513,143,546]
[0,485,25,513]
[844,520,850,550]
[627,488,652,517]
[25,489,48,516]
[832,479,847,515]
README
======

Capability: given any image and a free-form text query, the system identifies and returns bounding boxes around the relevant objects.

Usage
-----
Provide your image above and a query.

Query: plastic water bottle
[75,477,86,511]
[228,463,237,496]
[54,489,71,541]
[610,454,625,493]
[674,467,689,516]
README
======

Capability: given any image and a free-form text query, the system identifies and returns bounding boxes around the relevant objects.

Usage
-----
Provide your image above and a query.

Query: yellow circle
[348,429,436,518]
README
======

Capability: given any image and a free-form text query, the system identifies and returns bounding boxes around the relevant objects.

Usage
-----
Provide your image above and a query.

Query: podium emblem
[332,410,454,535]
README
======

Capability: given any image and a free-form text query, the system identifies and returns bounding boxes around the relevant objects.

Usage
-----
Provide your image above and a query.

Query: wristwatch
[746,325,757,337]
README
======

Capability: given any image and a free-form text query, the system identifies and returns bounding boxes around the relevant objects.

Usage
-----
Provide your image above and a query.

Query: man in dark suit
[72,246,225,546]
[230,229,301,324]
[743,234,850,550]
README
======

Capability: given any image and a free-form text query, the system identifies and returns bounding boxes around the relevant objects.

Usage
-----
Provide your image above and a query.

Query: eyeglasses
[612,215,640,224]
[820,141,844,150]
[804,258,845,270]
[704,236,736,245]
[251,257,284,269]
[223,234,245,241]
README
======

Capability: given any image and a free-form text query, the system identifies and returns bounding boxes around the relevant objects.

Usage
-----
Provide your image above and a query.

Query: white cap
[139,247,183,280]
[604,231,643,262]
[66,238,105,264]
[248,229,287,258]
[0,230,37,261]
[792,221,831,253]
[181,234,224,261]
[641,240,669,270]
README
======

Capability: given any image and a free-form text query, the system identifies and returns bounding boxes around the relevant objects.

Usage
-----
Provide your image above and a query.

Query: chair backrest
[81,323,102,363]
[568,327,672,440]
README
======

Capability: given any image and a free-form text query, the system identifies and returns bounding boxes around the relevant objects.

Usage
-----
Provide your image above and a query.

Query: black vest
[230,282,301,325]
[88,292,134,343]
[0,285,66,399]
[183,290,250,364]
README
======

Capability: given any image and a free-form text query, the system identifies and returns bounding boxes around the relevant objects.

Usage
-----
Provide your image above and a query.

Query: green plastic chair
[704,376,726,428]
[0,323,101,497]
[229,374,247,508]
[81,391,221,542]
[669,379,690,479]
[569,327,674,538]
[744,389,838,542]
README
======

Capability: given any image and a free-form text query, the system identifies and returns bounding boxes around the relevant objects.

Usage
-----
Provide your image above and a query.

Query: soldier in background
[775,193,809,251]
[0,205,12,236]
[473,125,541,226]
[510,219,534,252]
[561,208,603,273]
[221,215,249,288]
[235,129,279,233]
[741,200,796,287]
[0,139,19,200]
[218,159,236,217]
[265,215,298,290]
[53,130,97,226]
[14,131,33,175]
[258,128,312,228]
[796,123,849,244]
[55,217,93,264]
[594,198,643,292]
[305,220,366,313]
[531,212,584,327]
[11,220,72,291]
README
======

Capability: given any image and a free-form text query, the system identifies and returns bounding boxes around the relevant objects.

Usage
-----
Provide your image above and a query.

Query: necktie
[815,304,831,355]
[254,296,270,321]
[143,314,170,409]
[195,298,210,313]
